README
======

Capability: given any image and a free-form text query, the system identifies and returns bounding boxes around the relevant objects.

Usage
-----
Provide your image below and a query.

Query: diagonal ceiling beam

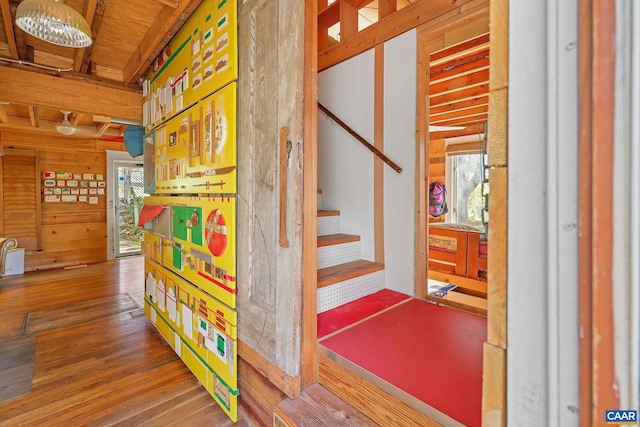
[122,0,202,84]
[0,0,18,59]
[0,67,142,120]
[96,122,111,136]
[70,112,82,127]
[73,0,100,72]
[0,104,8,123]
[154,0,178,7]
[28,106,39,127]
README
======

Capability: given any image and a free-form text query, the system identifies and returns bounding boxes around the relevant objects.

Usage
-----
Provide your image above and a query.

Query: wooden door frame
[415,2,505,424]
[302,0,319,388]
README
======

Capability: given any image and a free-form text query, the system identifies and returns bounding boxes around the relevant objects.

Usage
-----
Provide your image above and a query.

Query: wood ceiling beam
[70,112,82,127]
[96,122,111,136]
[154,0,178,7]
[122,0,202,84]
[429,121,484,139]
[73,0,100,72]
[429,68,489,96]
[430,32,490,62]
[429,83,489,107]
[28,106,39,127]
[431,113,488,128]
[79,0,108,74]
[0,0,19,59]
[0,115,121,138]
[430,104,488,123]
[0,104,8,123]
[0,67,142,121]
[9,1,27,60]
[429,95,488,115]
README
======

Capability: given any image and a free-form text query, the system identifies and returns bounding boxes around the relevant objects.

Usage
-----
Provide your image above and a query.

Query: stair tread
[318,233,360,247]
[275,384,377,426]
[318,209,340,217]
[318,260,384,289]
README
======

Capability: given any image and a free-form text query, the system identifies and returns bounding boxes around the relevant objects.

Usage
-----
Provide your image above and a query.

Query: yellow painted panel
[143,195,237,308]
[152,84,237,195]
[143,260,238,422]
[144,0,238,130]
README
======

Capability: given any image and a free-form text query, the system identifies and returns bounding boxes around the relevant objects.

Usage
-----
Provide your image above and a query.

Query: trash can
[4,248,25,275]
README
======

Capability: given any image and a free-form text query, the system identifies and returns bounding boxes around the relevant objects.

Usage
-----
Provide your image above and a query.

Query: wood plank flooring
[0,256,246,426]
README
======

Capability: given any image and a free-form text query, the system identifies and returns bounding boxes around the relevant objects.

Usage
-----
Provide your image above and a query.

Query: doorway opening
[114,162,145,257]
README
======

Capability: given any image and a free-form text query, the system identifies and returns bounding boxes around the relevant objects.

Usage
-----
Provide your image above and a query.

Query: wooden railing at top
[317,103,402,173]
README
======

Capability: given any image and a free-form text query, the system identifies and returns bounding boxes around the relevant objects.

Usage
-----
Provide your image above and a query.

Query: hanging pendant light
[15,0,92,48]
[56,111,76,135]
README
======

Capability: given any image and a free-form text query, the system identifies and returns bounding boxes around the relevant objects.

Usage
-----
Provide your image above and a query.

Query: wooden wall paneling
[2,131,109,271]
[0,153,3,236]
[238,356,288,426]
[34,152,41,250]
[237,0,305,385]
[2,148,39,252]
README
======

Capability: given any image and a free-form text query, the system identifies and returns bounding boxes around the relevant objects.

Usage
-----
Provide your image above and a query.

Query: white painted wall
[318,49,376,261]
[317,30,417,295]
[383,30,417,295]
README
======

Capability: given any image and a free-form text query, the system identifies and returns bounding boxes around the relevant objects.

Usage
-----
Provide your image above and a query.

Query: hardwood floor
[0,256,246,426]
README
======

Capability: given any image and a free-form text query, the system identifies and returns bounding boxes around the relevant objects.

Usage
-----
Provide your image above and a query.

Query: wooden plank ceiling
[0,0,201,138]
[429,33,490,139]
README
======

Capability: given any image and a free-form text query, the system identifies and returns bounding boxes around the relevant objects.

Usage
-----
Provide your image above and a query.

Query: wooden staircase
[270,193,446,426]
[316,208,385,313]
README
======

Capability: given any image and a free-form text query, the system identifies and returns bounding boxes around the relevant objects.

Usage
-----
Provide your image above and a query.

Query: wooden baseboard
[238,340,301,398]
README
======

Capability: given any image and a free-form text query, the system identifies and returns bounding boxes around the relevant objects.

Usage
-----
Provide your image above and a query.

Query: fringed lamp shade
[15,0,92,48]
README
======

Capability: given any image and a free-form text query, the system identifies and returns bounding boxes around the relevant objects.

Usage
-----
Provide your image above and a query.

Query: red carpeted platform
[320,298,486,427]
[317,289,411,339]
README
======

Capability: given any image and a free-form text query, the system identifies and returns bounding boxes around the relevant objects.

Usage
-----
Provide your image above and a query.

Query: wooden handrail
[317,102,402,173]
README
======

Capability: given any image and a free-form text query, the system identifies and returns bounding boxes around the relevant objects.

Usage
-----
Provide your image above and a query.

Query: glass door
[114,162,145,257]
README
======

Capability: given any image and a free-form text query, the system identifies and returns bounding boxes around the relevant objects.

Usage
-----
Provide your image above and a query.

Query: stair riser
[317,270,385,313]
[318,241,361,269]
[318,215,340,236]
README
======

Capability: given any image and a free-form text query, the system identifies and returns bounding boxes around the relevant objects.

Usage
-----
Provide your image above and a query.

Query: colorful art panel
[142,195,236,308]
[144,259,238,421]
[152,83,236,195]
[143,0,238,130]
